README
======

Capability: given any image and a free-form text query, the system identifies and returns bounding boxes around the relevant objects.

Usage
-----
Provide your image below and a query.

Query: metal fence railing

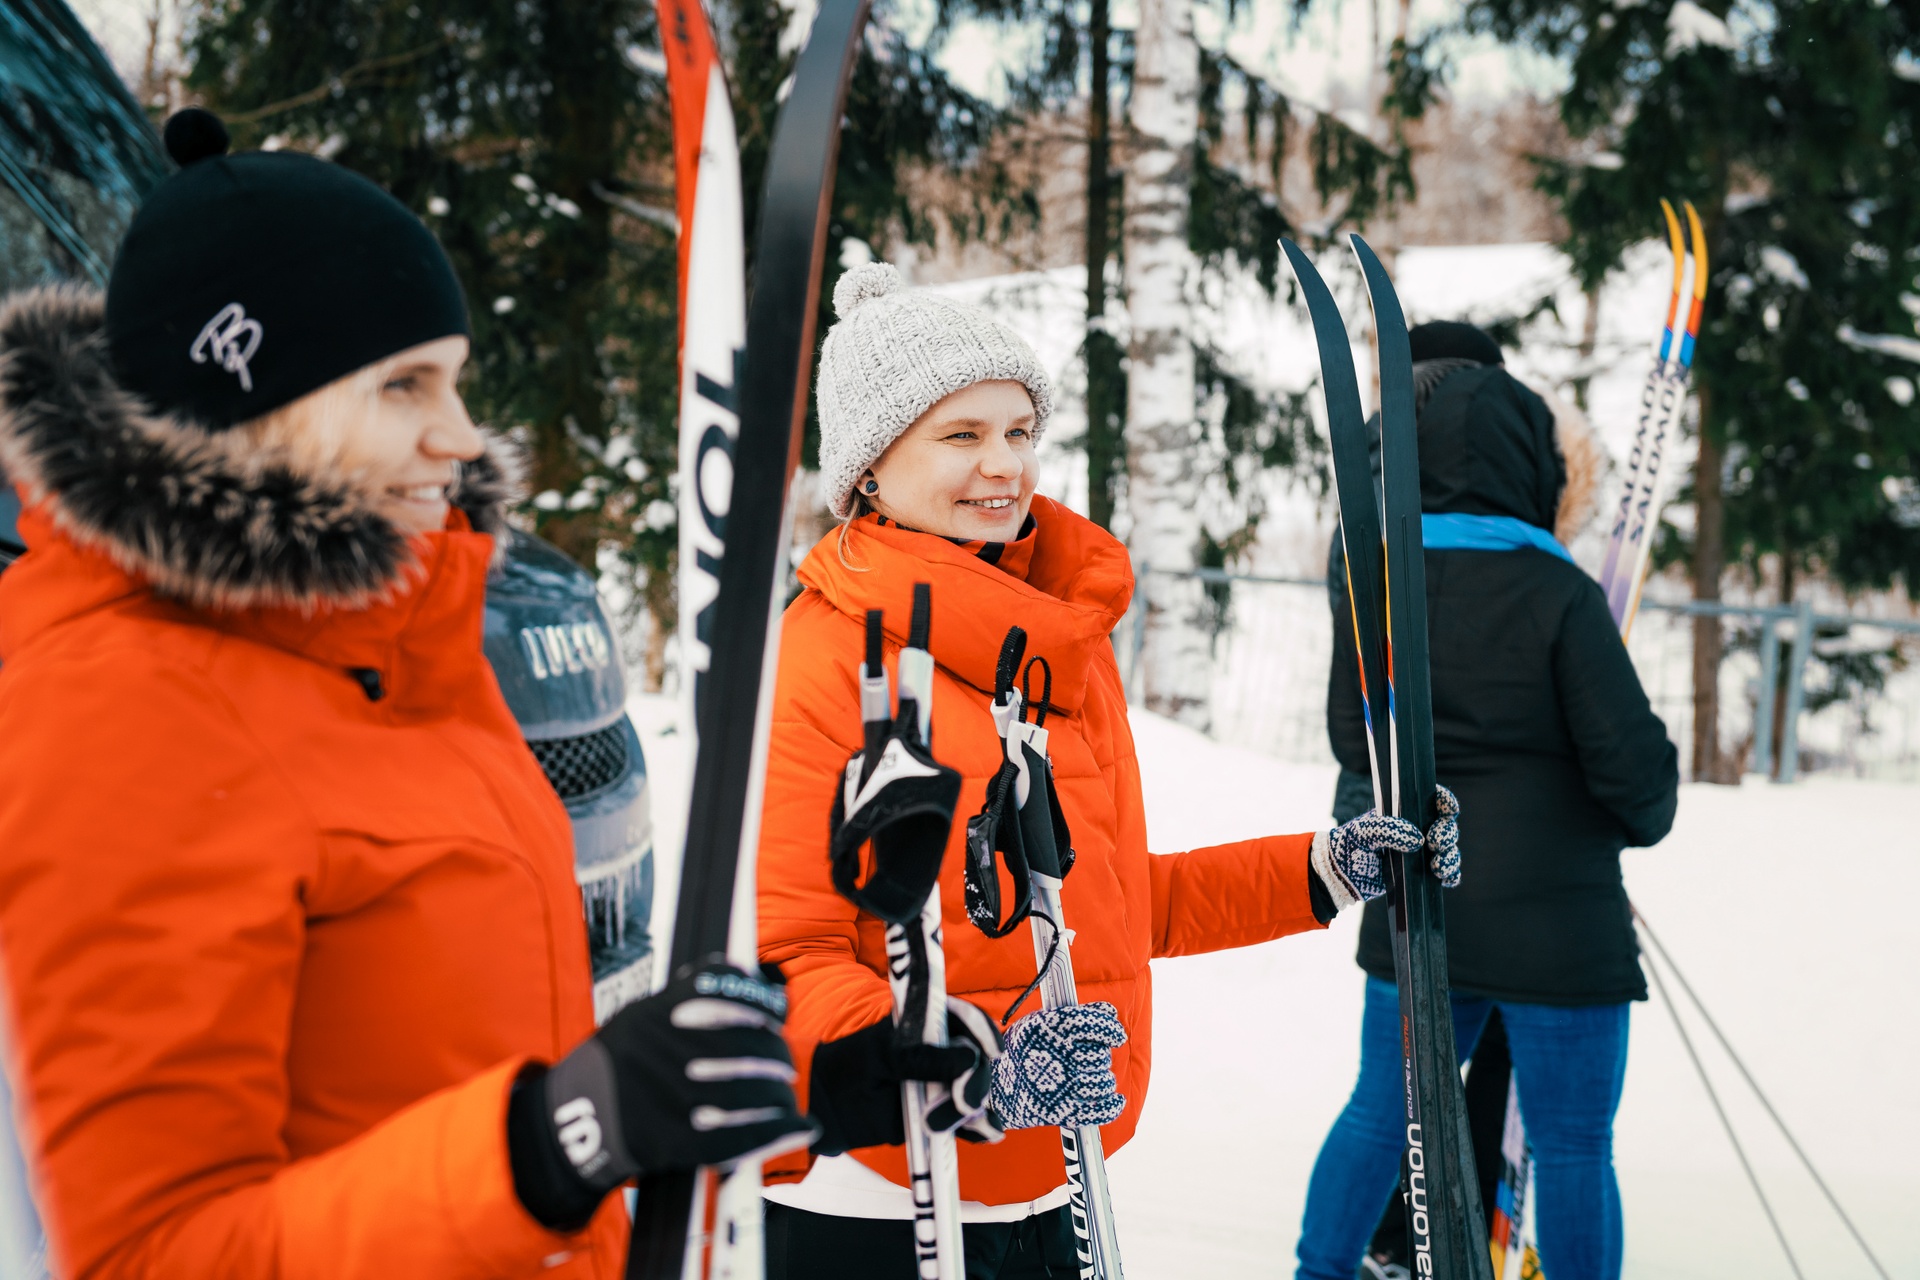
[1116,567,1920,785]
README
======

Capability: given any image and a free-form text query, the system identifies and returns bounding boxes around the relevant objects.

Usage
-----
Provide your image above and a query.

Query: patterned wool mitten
[1425,785,1462,888]
[991,1002,1127,1130]
[1311,784,1464,912]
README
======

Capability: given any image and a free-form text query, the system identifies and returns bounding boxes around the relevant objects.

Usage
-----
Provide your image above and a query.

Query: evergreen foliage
[939,1,1433,538]
[1463,0,1920,592]
[184,0,1019,674]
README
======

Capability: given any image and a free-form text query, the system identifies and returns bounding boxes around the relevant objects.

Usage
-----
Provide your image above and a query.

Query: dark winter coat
[1328,363,1680,1005]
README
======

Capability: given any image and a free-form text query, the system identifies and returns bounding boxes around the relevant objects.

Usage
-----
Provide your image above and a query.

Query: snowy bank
[633,695,1918,1279]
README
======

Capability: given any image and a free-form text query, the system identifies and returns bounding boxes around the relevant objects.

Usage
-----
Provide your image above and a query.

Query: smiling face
[345,336,485,534]
[862,379,1039,541]
[247,335,485,536]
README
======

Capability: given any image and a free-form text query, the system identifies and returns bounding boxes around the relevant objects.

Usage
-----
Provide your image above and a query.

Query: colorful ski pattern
[630,2,871,1276]
[1600,200,1709,638]
[660,0,747,750]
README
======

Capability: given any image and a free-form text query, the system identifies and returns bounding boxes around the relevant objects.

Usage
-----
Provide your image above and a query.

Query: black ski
[625,1,870,1276]
[1352,232,1492,1280]
[1281,236,1491,1280]
[1277,241,1393,803]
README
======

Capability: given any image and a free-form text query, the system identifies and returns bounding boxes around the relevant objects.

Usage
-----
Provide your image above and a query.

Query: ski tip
[1346,234,1392,297]
[864,609,884,672]
[908,582,931,650]
[1280,237,1317,288]
[1347,235,1411,347]
[1684,201,1709,298]
[1661,199,1686,279]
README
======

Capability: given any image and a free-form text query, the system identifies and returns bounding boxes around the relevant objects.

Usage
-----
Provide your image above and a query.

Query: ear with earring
[862,478,878,495]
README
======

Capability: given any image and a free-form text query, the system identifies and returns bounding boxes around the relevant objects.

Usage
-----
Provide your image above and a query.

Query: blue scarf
[1420,513,1574,565]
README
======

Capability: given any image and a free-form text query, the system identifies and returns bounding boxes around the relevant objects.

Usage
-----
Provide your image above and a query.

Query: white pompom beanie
[814,262,1054,519]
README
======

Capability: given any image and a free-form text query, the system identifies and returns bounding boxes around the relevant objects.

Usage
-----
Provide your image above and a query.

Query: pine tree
[1462,0,1920,778]
[186,0,684,676]
[185,0,1019,681]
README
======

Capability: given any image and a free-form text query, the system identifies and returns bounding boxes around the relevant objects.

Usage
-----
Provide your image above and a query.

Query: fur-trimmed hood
[0,285,517,612]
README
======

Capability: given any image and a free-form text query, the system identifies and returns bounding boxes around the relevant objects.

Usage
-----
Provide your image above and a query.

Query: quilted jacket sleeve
[0,655,614,1280]
[1553,577,1681,848]
[1146,833,1324,960]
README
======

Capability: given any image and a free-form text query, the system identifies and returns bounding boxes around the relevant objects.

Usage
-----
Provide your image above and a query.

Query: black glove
[507,959,817,1230]
[808,998,1005,1156]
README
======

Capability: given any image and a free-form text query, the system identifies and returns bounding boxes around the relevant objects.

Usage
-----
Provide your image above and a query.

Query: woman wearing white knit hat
[754,263,1462,1278]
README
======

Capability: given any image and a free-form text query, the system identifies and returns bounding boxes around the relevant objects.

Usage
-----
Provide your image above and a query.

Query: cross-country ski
[0,3,1912,1279]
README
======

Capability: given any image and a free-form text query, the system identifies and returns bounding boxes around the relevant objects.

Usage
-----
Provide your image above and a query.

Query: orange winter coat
[759,499,1324,1206]
[0,289,624,1279]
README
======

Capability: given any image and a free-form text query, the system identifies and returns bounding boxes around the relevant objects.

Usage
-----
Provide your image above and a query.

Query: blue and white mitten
[1310,785,1463,912]
[1425,785,1462,887]
[991,1002,1127,1130]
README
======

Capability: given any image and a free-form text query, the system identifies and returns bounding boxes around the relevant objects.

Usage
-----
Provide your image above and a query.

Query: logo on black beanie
[105,108,471,431]
[189,303,264,392]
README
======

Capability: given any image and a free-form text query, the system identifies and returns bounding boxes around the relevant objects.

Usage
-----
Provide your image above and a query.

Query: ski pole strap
[999,898,1063,1026]
[831,604,962,926]
[860,610,889,770]
[831,732,959,923]
[964,750,1034,938]
[1020,653,1054,728]
[890,912,937,1054]
[1013,735,1074,881]
[993,625,1027,701]
[964,627,1079,935]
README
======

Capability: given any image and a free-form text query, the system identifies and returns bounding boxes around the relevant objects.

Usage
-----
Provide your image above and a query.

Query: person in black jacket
[1295,322,1679,1280]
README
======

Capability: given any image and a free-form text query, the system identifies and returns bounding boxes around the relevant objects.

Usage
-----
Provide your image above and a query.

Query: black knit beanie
[1408,320,1503,367]
[105,109,470,431]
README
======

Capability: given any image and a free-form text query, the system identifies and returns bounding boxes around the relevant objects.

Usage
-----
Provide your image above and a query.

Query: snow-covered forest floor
[634,694,1918,1280]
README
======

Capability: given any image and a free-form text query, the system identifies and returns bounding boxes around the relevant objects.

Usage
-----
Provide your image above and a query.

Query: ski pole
[889,588,966,1280]
[1025,877,1123,1280]
[834,589,965,1278]
[991,646,1124,1280]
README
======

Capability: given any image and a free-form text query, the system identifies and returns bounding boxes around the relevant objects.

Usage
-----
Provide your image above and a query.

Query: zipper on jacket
[346,667,386,701]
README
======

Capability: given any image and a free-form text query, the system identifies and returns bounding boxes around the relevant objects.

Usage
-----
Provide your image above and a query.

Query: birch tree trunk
[1123,0,1210,728]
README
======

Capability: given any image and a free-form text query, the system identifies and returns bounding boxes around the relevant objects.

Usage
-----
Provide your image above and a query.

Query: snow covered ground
[634,693,1919,1280]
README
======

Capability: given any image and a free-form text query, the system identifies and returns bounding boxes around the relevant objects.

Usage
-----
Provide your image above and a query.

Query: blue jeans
[1296,977,1630,1280]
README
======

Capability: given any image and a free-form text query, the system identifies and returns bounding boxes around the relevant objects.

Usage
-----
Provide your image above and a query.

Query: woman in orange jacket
[756,263,1462,1278]
[0,111,810,1280]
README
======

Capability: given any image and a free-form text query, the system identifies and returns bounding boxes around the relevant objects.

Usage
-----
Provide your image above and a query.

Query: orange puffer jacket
[0,289,624,1279]
[759,499,1323,1206]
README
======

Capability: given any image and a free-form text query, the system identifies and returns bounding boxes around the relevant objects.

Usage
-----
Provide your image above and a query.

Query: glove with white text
[506,959,816,1231]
